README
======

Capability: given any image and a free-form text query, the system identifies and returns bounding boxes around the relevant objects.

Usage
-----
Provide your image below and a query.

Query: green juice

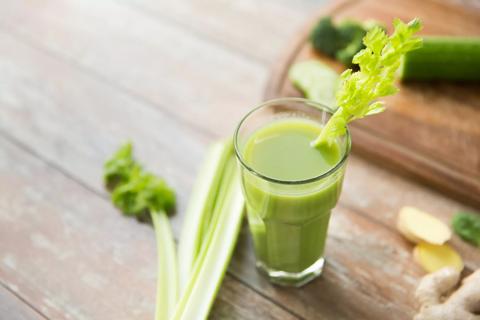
[241,118,346,276]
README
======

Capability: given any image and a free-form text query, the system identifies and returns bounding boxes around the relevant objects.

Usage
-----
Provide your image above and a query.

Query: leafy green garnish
[452,212,480,247]
[311,18,423,147]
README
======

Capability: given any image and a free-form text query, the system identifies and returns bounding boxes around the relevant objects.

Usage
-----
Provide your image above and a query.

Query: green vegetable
[400,36,480,81]
[178,141,233,292]
[310,17,340,56]
[104,142,138,191]
[111,169,175,218]
[174,141,244,320]
[105,140,244,320]
[288,60,339,107]
[311,18,423,147]
[104,142,178,319]
[336,21,368,65]
[452,212,480,247]
[310,17,384,66]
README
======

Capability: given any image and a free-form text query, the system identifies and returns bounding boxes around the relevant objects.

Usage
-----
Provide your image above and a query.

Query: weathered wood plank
[0,0,266,136]
[0,285,46,320]
[450,0,480,8]
[341,156,480,271]
[1,23,479,319]
[211,277,298,320]
[118,0,314,63]
[0,135,298,320]
[0,29,207,235]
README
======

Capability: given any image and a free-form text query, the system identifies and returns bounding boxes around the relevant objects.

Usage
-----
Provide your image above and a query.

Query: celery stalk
[177,141,233,292]
[151,211,178,320]
[173,155,244,320]
[103,142,178,320]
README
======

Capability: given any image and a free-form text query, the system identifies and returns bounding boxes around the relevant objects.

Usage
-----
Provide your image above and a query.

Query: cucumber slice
[400,36,480,81]
[288,60,339,108]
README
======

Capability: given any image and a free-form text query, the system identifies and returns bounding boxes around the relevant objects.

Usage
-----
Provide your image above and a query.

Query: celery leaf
[312,18,423,147]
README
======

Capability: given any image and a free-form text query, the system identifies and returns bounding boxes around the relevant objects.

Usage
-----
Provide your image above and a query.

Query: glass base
[256,257,325,287]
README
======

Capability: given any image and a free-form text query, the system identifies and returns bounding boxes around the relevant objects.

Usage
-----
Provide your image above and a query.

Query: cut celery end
[177,140,233,292]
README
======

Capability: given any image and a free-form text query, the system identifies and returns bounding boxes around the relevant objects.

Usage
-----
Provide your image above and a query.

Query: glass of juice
[234,98,351,287]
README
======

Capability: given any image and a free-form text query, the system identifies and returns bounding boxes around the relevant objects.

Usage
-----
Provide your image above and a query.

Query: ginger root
[414,267,480,320]
[414,242,464,273]
[397,206,451,245]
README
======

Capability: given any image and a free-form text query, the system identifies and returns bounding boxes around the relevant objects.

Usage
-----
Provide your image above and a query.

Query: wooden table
[0,0,478,319]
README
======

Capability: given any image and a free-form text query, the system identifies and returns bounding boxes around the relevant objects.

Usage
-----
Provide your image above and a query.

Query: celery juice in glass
[234,98,350,286]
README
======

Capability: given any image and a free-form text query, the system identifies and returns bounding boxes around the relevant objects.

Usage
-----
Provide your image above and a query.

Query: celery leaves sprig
[104,142,178,320]
[104,142,175,218]
[111,170,175,220]
[311,18,423,147]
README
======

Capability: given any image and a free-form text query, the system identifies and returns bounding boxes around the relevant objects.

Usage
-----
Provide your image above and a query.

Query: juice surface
[240,118,346,275]
[243,118,340,181]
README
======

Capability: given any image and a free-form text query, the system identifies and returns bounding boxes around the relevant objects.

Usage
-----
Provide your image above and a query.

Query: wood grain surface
[0,0,479,319]
[0,286,45,320]
[264,0,480,207]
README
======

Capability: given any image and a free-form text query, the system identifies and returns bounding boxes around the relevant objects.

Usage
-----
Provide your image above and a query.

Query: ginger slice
[397,206,451,245]
[414,243,464,273]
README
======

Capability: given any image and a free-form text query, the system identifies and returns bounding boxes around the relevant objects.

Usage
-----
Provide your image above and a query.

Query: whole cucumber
[400,36,480,81]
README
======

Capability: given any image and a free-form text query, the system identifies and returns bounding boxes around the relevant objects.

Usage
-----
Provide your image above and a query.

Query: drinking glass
[234,98,351,287]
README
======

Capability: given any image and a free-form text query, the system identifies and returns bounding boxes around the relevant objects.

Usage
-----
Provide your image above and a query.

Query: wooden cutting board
[265,0,480,208]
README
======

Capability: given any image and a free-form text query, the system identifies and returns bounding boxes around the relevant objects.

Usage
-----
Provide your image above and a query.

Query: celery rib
[173,149,245,320]
[177,141,233,292]
[151,211,178,320]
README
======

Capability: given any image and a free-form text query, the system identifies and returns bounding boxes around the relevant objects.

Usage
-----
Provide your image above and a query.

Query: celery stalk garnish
[104,143,178,320]
[311,18,423,147]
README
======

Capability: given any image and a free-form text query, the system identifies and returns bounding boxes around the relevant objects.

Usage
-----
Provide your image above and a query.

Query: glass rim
[233,97,352,185]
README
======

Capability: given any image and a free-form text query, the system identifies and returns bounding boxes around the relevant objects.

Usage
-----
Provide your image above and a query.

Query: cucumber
[288,60,339,107]
[400,37,480,81]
